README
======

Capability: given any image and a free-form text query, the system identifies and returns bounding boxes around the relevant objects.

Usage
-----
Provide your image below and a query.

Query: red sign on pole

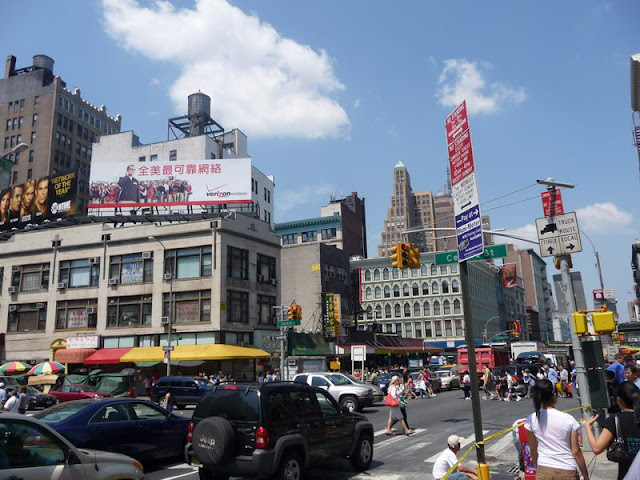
[445,100,468,146]
[447,129,475,185]
[541,190,564,217]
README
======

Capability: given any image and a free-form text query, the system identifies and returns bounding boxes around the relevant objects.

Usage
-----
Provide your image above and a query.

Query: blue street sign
[455,204,484,262]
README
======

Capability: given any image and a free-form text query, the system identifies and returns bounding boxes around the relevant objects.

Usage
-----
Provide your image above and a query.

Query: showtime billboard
[0,169,78,231]
[88,158,251,209]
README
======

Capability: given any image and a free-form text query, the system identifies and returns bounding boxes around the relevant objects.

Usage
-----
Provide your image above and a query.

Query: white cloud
[501,224,539,251]
[436,59,526,114]
[353,99,361,108]
[577,202,633,233]
[276,184,334,215]
[101,0,349,139]
[150,77,160,86]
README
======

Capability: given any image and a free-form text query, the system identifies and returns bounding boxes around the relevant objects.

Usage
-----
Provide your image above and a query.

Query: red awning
[83,348,133,365]
[55,348,97,364]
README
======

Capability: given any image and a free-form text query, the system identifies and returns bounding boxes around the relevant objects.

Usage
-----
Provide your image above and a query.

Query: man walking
[606,354,626,384]
[625,364,640,388]
[0,383,6,408]
[432,435,477,480]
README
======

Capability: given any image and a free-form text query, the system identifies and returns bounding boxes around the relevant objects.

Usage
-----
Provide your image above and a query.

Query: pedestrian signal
[592,310,615,334]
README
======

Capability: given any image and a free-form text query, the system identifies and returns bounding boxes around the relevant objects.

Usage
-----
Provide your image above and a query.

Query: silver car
[293,372,374,412]
[0,413,144,479]
[341,373,384,404]
[435,370,461,390]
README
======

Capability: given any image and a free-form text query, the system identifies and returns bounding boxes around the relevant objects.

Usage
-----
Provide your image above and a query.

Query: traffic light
[408,244,420,269]
[389,243,401,268]
[554,255,573,270]
[399,242,410,269]
[288,306,295,322]
[294,305,302,321]
[572,312,588,335]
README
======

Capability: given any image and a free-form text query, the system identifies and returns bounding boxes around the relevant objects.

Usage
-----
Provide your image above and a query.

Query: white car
[435,370,461,390]
[0,413,144,480]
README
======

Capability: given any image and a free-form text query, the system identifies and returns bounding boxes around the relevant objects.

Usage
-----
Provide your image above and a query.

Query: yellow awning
[119,344,270,363]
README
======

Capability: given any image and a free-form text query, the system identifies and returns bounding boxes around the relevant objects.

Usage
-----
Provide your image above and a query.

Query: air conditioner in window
[258,275,265,283]
[108,278,119,285]
[86,307,96,314]
[7,286,17,294]
[36,303,45,309]
[160,316,169,325]
[163,273,172,281]
[9,305,18,312]
[238,341,250,347]
[11,266,20,272]
[142,251,152,259]
[89,257,100,265]
[57,282,67,290]
[270,279,278,286]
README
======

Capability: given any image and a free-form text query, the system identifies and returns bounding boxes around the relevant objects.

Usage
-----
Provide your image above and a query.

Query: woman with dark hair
[585,382,640,479]
[524,379,589,480]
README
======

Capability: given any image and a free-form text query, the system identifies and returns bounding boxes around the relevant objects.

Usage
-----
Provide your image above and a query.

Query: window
[30,131,36,143]
[421,264,428,276]
[8,303,47,333]
[413,302,420,316]
[364,270,371,281]
[455,319,464,336]
[166,246,212,279]
[386,324,393,333]
[11,263,50,292]
[433,301,441,315]
[430,264,437,276]
[405,322,412,337]
[150,154,158,162]
[374,287,381,299]
[375,305,382,319]
[445,320,453,336]
[227,290,249,323]
[56,300,98,329]
[257,253,276,282]
[385,304,392,318]
[227,246,248,280]
[132,402,167,420]
[366,306,373,320]
[435,320,442,337]
[373,269,380,281]
[393,285,400,298]
[164,290,211,323]
[384,286,390,298]
[392,268,399,279]
[443,300,451,315]
[394,304,401,318]
[301,231,316,243]
[442,281,449,293]
[169,150,177,161]
[402,284,410,296]
[321,228,337,240]
[0,420,66,467]
[415,322,422,338]
[404,304,411,317]
[401,269,409,278]
[59,259,99,288]
[109,252,153,284]
[440,266,447,274]
[412,283,419,296]
[28,150,34,162]
[451,264,458,274]
[396,322,403,333]
[26,169,32,180]
[11,171,17,184]
[258,295,276,325]
[422,282,429,295]
[423,302,430,316]
[34,96,39,107]
[282,233,297,245]
[453,299,461,314]
[452,280,460,293]
[432,281,439,294]
[425,321,433,337]
[138,156,146,162]
[365,287,372,300]
[383,268,390,280]
[107,295,152,328]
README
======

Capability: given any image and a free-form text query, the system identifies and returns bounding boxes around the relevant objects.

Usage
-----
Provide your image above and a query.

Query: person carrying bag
[384,376,413,436]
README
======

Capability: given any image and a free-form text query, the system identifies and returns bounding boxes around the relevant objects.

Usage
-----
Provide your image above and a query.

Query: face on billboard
[0,190,10,215]
[36,178,49,206]
[22,181,35,209]
[10,186,23,211]
[127,165,135,177]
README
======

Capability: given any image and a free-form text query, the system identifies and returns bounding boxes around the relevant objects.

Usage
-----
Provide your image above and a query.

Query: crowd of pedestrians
[0,384,29,414]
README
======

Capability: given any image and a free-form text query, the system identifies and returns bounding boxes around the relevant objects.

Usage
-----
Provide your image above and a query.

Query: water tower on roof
[167,92,224,140]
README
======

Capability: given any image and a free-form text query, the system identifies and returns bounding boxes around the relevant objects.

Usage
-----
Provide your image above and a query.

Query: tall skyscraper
[378,162,436,256]
[434,193,455,252]
[0,54,122,212]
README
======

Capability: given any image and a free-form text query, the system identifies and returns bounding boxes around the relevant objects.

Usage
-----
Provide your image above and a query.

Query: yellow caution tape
[440,404,592,479]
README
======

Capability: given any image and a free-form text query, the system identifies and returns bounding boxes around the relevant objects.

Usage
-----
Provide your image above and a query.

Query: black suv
[150,376,212,408]
[186,382,374,480]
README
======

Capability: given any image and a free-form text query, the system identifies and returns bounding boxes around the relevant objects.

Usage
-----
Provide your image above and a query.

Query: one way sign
[535,212,583,258]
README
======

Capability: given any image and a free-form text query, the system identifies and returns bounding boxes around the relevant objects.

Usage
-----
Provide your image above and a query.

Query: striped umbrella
[27,361,65,376]
[0,361,30,373]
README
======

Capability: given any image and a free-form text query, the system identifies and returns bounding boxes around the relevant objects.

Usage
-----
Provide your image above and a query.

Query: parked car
[186,381,374,480]
[33,398,190,464]
[0,412,144,479]
[149,376,212,408]
[372,372,395,395]
[24,386,58,410]
[435,370,460,390]
[293,372,374,412]
[341,373,383,403]
[49,384,112,402]
[409,371,442,393]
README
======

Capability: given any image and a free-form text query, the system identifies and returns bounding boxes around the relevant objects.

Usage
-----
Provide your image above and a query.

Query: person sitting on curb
[432,435,477,480]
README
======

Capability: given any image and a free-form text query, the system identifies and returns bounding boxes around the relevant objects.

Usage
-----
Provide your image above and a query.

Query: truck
[510,341,544,361]
[457,346,511,377]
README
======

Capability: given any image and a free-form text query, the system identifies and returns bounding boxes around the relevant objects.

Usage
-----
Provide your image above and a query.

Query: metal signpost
[445,101,487,475]
[535,212,583,257]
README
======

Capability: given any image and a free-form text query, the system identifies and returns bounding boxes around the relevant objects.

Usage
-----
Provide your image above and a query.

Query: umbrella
[27,361,65,376]
[0,361,30,373]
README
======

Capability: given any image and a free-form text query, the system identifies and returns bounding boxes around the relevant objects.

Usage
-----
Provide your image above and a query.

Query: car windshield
[378,374,394,382]
[194,379,210,388]
[436,371,451,378]
[326,374,351,386]
[33,402,89,423]
[78,384,97,392]
[26,386,41,394]
[1,377,19,385]
[344,374,363,384]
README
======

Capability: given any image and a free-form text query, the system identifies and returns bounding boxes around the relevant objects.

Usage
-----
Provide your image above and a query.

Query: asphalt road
[145,388,584,480]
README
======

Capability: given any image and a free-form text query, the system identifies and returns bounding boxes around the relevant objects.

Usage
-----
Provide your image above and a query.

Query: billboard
[88,158,251,209]
[0,169,78,231]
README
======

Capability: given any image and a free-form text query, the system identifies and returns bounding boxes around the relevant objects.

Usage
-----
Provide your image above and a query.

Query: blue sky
[5,0,639,319]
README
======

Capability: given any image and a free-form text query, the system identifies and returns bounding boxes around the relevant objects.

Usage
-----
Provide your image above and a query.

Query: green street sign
[435,244,508,265]
[277,319,301,327]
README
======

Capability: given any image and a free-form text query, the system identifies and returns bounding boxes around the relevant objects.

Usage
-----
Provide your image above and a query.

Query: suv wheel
[340,395,359,413]
[192,417,236,465]
[199,468,230,480]
[273,451,303,480]
[350,433,373,471]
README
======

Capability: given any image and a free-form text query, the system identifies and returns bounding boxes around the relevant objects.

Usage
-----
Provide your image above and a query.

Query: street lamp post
[482,316,501,343]
[0,143,29,190]
[149,236,173,376]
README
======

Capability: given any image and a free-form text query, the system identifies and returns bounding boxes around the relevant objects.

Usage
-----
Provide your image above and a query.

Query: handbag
[399,399,408,409]
[384,393,399,407]
[607,415,631,463]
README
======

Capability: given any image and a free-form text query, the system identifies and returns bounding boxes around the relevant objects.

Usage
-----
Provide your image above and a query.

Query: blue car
[33,398,190,464]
